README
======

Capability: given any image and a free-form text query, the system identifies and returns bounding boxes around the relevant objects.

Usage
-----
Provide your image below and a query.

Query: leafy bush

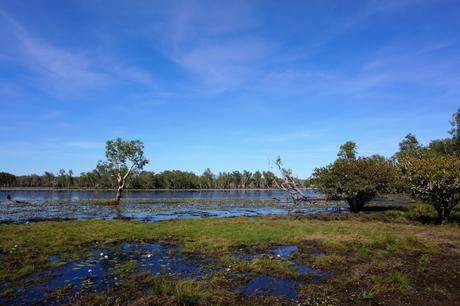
[398,154,460,224]
[312,156,395,212]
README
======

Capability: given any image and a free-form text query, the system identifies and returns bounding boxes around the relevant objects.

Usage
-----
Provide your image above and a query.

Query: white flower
[104,255,108,259]
[14,245,18,248]
[226,268,231,272]
[277,254,281,258]
[88,269,92,273]
[147,254,152,258]
[100,252,104,256]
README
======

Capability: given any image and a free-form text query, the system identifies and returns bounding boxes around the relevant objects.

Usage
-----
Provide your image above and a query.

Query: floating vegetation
[0,241,333,304]
[3,242,220,305]
[0,197,347,224]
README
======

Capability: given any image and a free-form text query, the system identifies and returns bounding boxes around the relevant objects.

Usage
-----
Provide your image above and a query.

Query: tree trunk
[347,199,364,213]
[115,186,123,204]
[436,206,450,225]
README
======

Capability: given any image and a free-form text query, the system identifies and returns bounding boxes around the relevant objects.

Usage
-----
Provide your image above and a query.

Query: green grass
[380,201,460,224]
[112,259,138,276]
[0,214,459,281]
[1,208,460,305]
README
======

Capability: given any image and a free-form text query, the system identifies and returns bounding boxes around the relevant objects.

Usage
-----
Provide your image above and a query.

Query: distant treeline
[0,168,289,189]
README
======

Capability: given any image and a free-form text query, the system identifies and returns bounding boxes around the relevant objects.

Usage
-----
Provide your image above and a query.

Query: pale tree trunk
[116,185,123,203]
[113,164,135,204]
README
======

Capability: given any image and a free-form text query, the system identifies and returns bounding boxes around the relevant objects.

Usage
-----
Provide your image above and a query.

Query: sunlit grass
[1,214,459,281]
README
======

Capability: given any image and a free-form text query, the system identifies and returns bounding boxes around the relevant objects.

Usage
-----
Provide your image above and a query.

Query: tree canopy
[337,141,357,160]
[104,138,149,201]
[398,154,460,224]
[313,144,395,213]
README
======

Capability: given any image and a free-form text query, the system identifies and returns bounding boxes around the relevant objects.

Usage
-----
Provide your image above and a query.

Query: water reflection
[0,189,319,201]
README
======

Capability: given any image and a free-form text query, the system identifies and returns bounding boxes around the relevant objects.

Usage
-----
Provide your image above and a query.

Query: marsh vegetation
[0,202,459,305]
[0,109,459,305]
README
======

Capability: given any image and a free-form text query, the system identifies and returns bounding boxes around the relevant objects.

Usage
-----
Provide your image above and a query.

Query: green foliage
[0,172,16,187]
[6,168,281,190]
[394,133,424,161]
[252,171,262,188]
[262,170,277,188]
[103,138,149,200]
[428,138,457,156]
[449,107,460,149]
[337,141,357,160]
[312,152,395,212]
[426,108,460,156]
[398,154,460,224]
[105,138,149,177]
[201,168,215,189]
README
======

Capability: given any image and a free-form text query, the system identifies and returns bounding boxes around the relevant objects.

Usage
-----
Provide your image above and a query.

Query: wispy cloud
[251,36,460,101]
[146,1,274,92]
[177,38,274,92]
[0,10,108,95]
[0,10,157,97]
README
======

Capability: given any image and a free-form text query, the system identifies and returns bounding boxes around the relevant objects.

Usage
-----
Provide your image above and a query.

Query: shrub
[312,156,395,213]
[398,154,460,224]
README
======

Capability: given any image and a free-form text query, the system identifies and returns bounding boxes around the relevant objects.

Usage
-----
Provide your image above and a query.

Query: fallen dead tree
[274,157,326,205]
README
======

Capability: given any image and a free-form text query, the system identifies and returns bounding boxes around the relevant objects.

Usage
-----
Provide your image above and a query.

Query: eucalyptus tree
[450,107,460,151]
[262,171,277,188]
[68,169,74,188]
[428,108,460,156]
[337,141,357,160]
[44,171,55,187]
[241,170,253,188]
[0,172,16,187]
[252,171,262,188]
[104,138,149,203]
[231,171,243,188]
[57,169,67,188]
[201,168,215,189]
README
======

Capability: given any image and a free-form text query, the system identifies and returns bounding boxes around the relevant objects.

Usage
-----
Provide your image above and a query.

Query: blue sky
[0,0,459,177]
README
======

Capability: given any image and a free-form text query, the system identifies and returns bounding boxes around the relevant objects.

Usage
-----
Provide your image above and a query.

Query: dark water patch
[234,244,299,261]
[1,241,334,304]
[268,245,298,258]
[292,263,333,282]
[240,275,302,299]
[4,242,219,305]
[234,244,332,286]
[48,255,61,263]
[238,263,332,300]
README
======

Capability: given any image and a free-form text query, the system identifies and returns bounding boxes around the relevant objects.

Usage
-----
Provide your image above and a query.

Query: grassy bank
[1,203,459,305]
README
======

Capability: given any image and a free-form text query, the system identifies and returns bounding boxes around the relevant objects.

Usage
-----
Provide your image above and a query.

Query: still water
[0,189,342,224]
[0,189,318,201]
